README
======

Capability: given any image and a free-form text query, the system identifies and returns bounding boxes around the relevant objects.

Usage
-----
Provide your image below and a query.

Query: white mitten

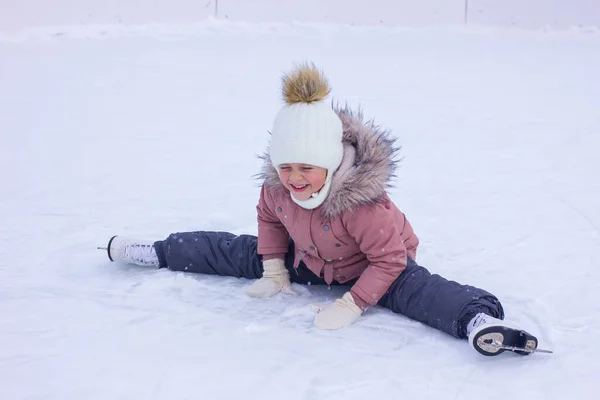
[245,258,298,298]
[313,292,363,330]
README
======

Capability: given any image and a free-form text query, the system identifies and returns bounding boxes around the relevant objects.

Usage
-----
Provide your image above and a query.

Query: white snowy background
[1,1,599,399]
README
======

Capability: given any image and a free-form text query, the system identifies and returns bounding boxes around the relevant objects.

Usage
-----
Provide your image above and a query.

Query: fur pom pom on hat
[281,64,332,104]
[269,63,344,176]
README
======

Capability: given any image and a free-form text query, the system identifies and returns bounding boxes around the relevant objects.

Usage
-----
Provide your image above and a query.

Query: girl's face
[278,163,328,201]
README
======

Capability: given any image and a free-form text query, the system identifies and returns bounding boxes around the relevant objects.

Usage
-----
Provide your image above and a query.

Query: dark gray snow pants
[153,231,504,338]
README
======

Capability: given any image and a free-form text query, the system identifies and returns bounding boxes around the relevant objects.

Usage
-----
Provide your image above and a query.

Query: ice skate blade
[491,342,553,354]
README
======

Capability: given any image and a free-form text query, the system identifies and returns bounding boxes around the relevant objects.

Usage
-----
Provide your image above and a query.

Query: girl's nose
[290,170,303,180]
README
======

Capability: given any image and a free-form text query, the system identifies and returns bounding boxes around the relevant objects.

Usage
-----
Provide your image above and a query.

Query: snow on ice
[1,17,600,400]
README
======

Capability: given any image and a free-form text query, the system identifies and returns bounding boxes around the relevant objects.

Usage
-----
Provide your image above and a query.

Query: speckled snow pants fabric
[154,231,504,338]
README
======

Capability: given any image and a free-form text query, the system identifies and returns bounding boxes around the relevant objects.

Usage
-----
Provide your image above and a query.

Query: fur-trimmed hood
[258,105,401,220]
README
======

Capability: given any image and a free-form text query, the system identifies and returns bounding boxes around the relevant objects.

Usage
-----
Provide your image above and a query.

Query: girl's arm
[342,199,408,309]
[256,185,290,260]
[245,185,296,298]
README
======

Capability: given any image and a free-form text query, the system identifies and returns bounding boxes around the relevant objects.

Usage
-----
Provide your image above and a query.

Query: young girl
[101,64,549,357]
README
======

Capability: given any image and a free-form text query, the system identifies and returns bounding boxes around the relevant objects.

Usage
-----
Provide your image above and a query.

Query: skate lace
[124,244,158,265]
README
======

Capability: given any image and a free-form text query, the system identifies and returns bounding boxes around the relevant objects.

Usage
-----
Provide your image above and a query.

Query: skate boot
[467,313,552,356]
[99,235,159,267]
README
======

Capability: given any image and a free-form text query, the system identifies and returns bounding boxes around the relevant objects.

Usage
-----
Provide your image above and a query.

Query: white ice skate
[467,313,552,356]
[99,235,159,267]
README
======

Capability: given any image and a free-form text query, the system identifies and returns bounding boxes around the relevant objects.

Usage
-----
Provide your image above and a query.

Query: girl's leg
[153,231,264,279]
[153,231,319,285]
[377,257,505,339]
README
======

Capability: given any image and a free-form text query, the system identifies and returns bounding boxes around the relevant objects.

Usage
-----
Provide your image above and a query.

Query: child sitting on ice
[101,64,548,356]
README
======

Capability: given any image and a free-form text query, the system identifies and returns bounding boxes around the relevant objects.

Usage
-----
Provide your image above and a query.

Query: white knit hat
[269,64,344,209]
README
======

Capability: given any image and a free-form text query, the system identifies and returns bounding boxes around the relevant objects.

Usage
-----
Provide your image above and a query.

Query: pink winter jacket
[256,108,419,309]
